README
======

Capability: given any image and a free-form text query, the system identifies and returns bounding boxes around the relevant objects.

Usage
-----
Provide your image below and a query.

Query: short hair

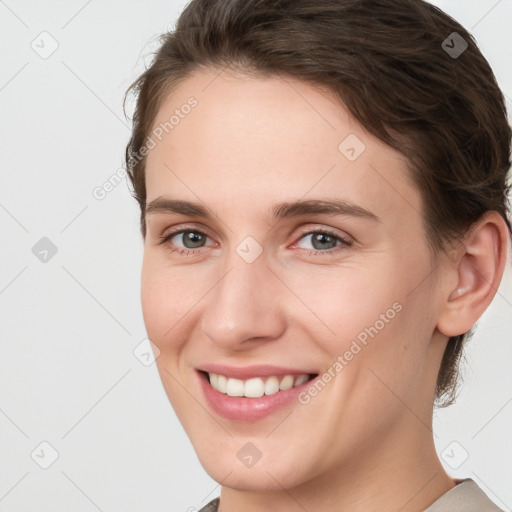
[125,0,512,407]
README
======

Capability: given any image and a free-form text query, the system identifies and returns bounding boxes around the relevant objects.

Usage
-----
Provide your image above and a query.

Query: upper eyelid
[294,224,352,240]
[160,224,214,241]
[160,223,350,238]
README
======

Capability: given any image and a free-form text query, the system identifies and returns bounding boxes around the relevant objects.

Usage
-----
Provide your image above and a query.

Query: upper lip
[197,364,318,380]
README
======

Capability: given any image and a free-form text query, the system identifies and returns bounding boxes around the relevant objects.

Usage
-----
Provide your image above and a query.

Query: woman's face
[141,69,449,490]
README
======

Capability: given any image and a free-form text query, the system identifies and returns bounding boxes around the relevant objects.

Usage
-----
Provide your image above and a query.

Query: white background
[0,1,511,510]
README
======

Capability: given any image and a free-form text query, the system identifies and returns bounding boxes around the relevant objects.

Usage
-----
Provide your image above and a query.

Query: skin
[140,68,509,512]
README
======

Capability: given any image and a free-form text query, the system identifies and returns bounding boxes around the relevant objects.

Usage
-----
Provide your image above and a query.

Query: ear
[437,211,510,337]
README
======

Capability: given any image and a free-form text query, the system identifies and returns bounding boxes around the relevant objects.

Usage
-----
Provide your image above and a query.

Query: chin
[193,440,312,492]
[204,462,303,492]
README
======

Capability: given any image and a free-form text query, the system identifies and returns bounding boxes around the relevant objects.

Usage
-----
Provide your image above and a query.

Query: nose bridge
[201,246,285,347]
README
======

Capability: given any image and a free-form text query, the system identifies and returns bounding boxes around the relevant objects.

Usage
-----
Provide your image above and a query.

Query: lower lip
[197,371,317,421]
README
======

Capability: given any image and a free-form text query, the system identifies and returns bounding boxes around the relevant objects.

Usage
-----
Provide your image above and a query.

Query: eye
[159,228,214,255]
[293,228,352,255]
[158,226,352,257]
[172,230,208,249]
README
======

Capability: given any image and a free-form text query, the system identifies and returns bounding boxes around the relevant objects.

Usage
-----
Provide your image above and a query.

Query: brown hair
[125,0,512,406]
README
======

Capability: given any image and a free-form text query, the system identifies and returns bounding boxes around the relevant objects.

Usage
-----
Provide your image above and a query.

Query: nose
[200,250,287,351]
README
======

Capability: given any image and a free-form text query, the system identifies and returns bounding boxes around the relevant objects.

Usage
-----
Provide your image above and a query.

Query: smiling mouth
[200,370,317,398]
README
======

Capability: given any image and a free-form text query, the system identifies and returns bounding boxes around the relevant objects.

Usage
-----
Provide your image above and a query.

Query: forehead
[144,69,421,227]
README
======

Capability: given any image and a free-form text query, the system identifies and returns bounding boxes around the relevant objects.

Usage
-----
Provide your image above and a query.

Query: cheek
[287,260,432,394]
[284,264,403,349]
[140,255,181,344]
[140,262,164,341]
[140,253,212,346]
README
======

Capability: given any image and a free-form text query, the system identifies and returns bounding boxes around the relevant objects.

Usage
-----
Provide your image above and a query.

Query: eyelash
[158,226,353,257]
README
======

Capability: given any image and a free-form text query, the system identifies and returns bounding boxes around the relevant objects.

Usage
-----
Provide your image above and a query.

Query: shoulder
[196,480,502,512]
[198,497,220,512]
[424,479,503,511]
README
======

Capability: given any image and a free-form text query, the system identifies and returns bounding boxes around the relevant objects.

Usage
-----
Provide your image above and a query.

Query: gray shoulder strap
[424,479,503,511]
[198,497,220,512]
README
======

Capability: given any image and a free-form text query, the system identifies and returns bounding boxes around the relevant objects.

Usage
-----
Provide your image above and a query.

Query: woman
[125,0,511,510]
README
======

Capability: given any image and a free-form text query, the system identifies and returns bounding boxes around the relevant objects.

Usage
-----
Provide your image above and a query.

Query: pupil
[184,231,204,248]
[313,233,335,250]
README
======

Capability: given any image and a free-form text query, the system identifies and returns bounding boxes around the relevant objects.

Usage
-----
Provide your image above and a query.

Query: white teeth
[264,376,280,396]
[207,372,311,397]
[226,378,244,397]
[279,375,294,390]
[244,378,265,398]
[294,374,309,387]
[217,374,227,393]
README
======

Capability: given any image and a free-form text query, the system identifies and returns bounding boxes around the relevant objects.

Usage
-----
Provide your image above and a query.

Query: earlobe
[437,212,509,338]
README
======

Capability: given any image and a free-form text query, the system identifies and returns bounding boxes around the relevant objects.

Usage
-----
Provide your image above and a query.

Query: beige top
[198,479,503,511]
[424,479,502,511]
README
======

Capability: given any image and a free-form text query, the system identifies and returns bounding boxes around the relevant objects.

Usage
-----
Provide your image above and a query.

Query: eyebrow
[145,197,379,222]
